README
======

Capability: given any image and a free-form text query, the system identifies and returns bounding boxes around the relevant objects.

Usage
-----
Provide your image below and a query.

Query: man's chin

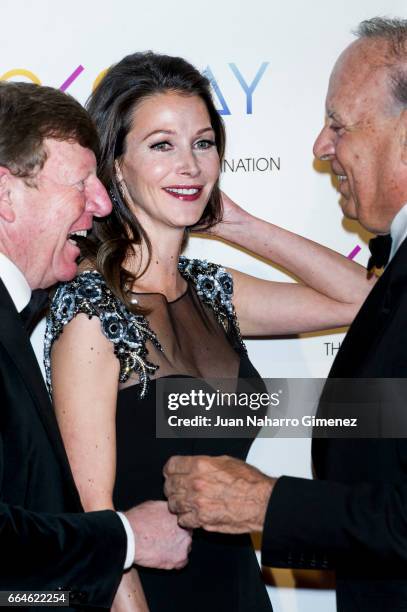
[339,197,358,220]
[60,268,78,283]
[54,260,79,284]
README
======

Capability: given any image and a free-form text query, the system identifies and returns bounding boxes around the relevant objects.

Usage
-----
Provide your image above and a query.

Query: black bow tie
[20,289,49,335]
[367,234,392,271]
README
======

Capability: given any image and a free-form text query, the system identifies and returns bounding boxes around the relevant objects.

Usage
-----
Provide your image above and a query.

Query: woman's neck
[126,226,187,301]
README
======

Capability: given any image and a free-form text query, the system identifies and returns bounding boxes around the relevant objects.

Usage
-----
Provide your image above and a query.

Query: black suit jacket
[0,279,125,607]
[261,237,407,611]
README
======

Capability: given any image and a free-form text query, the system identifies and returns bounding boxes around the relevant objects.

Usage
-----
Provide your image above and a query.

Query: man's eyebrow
[69,169,93,185]
[327,110,344,123]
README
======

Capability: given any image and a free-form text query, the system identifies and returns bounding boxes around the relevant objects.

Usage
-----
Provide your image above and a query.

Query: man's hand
[163,455,276,533]
[124,501,192,569]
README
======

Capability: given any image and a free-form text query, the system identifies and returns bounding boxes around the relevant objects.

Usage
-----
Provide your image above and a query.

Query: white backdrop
[9,0,405,609]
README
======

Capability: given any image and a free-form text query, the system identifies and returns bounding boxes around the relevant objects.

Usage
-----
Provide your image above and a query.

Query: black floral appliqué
[178,256,246,354]
[44,270,162,399]
[45,259,246,400]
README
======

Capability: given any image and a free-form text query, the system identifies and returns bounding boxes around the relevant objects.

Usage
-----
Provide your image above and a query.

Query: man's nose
[86,177,112,217]
[313,125,335,161]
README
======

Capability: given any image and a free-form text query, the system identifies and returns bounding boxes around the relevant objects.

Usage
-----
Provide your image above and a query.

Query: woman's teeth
[165,187,200,195]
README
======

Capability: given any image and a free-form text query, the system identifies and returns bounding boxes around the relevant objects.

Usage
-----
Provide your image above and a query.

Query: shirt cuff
[116,512,135,570]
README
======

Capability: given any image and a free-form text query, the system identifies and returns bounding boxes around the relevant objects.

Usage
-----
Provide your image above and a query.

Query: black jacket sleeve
[261,475,407,571]
[0,503,126,608]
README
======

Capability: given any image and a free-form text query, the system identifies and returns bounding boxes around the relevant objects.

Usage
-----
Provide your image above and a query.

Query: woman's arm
[214,193,375,335]
[51,314,149,612]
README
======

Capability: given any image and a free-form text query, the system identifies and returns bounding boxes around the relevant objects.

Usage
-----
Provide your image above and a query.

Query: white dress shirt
[0,252,134,569]
[389,203,407,263]
[0,252,31,312]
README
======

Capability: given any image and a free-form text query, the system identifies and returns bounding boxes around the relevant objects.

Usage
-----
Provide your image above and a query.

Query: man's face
[313,39,406,234]
[4,139,112,289]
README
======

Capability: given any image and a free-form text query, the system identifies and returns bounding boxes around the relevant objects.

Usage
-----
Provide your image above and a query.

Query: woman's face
[118,91,220,232]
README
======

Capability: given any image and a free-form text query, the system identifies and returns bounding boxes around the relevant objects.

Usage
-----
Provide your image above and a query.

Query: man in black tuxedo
[0,81,191,607]
[164,17,407,612]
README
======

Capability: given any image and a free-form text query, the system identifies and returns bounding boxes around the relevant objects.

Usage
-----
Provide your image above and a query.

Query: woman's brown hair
[83,51,226,311]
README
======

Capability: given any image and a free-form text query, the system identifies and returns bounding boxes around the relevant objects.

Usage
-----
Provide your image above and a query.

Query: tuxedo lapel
[313,238,407,476]
[0,280,82,510]
[329,237,407,377]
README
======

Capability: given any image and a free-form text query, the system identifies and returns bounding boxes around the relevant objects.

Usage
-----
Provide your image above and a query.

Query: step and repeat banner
[7,0,405,610]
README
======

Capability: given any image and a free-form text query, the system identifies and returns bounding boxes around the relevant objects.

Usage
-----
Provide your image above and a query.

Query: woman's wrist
[220,211,278,253]
[216,208,256,243]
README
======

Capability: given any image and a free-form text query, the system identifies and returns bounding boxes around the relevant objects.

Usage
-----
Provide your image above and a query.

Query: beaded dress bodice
[44,257,246,398]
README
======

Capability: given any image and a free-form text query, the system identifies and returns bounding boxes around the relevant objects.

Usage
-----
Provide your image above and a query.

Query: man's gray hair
[355,17,407,107]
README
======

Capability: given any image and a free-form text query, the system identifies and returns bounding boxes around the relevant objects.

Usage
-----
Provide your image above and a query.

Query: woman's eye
[194,139,216,150]
[150,141,172,151]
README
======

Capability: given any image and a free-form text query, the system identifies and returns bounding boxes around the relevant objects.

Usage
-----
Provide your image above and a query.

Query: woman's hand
[192,191,250,239]
[210,192,250,238]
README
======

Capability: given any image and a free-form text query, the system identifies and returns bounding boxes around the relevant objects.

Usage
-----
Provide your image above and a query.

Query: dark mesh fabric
[113,282,272,611]
[119,283,240,390]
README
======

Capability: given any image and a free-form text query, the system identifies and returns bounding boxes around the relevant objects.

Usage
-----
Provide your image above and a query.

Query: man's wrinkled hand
[124,500,192,569]
[163,455,275,533]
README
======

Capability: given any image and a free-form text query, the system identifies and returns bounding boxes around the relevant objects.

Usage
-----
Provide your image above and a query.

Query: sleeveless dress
[44,257,272,612]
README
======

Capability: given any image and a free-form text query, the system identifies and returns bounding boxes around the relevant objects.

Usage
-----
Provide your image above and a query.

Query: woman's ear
[114,159,133,206]
[114,159,124,182]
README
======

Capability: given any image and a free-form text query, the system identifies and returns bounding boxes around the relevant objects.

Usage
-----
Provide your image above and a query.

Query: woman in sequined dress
[45,52,374,612]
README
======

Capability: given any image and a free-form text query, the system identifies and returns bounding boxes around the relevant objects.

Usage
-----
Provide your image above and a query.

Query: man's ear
[400,109,407,166]
[0,167,15,223]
